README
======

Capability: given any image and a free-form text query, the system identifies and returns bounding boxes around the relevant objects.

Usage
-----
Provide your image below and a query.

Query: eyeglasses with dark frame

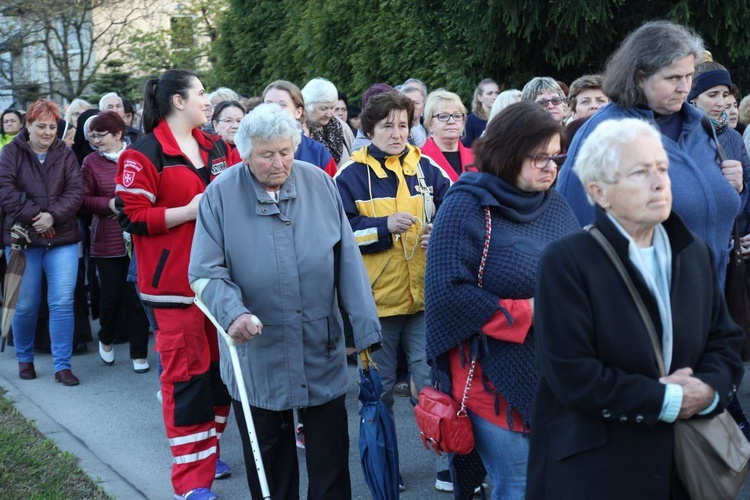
[434,113,466,122]
[89,131,111,141]
[535,97,566,108]
[526,153,567,168]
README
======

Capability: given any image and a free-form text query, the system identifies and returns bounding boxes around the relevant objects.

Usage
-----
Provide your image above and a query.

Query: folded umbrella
[359,349,400,500]
[1,223,31,352]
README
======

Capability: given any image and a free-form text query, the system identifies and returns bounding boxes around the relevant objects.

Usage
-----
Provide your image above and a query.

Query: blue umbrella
[359,350,400,500]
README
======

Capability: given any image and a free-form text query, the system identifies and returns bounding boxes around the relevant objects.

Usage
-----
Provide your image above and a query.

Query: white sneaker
[156,390,163,403]
[133,359,150,373]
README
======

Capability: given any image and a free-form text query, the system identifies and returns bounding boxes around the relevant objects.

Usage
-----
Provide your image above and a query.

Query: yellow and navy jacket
[335,144,452,317]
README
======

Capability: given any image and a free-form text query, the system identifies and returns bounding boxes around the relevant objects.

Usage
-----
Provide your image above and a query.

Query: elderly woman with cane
[188,103,382,500]
[528,118,744,499]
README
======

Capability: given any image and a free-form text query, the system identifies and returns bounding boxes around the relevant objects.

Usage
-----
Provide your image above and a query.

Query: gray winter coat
[188,160,382,410]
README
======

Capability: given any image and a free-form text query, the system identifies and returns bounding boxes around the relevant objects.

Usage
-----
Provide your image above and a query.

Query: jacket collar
[251,162,298,215]
[593,205,695,258]
[349,143,422,178]
[152,119,216,160]
[13,128,66,157]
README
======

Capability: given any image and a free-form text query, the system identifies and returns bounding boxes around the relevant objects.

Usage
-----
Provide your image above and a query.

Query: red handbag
[414,207,492,456]
[414,360,476,455]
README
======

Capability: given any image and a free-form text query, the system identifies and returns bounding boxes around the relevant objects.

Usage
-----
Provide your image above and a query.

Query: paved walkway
[2,336,750,499]
[0,339,443,499]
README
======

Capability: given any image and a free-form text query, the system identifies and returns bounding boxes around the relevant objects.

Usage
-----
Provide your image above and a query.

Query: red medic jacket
[115,120,240,307]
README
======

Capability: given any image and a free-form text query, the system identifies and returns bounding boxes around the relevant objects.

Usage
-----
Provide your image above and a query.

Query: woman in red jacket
[81,111,149,373]
[420,89,475,181]
[115,70,240,500]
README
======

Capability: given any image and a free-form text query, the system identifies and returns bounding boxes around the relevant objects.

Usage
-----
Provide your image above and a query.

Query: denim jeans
[10,244,78,372]
[370,312,431,415]
[468,409,528,500]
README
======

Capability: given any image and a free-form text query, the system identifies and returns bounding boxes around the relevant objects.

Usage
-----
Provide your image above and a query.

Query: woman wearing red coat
[420,89,475,181]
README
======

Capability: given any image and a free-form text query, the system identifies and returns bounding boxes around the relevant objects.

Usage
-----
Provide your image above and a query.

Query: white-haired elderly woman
[301,77,354,167]
[487,89,521,126]
[558,21,745,289]
[528,118,744,499]
[521,76,568,125]
[188,103,382,500]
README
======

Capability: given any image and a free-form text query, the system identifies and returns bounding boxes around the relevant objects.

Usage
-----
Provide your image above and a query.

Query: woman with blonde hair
[487,89,522,126]
[420,89,474,181]
[463,78,499,147]
[61,98,93,148]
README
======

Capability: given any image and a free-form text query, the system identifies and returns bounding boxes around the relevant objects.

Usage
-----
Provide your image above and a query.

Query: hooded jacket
[335,144,452,316]
[0,130,82,247]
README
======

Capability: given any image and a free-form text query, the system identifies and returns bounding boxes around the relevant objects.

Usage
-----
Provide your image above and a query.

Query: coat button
[635,415,644,423]
[619,416,627,422]
[285,221,291,226]
[262,208,267,213]
[602,409,611,418]
[296,308,302,313]
[301,384,307,388]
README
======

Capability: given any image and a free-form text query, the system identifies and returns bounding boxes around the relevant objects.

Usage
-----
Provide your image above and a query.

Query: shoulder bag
[587,225,750,500]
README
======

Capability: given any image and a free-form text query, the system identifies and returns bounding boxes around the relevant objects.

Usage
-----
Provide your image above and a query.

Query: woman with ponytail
[115,70,240,500]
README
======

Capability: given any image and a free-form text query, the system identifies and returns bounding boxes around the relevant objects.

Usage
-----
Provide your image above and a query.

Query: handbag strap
[586,225,667,377]
[458,207,493,414]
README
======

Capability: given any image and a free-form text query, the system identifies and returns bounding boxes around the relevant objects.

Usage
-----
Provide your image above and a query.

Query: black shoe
[72,343,88,355]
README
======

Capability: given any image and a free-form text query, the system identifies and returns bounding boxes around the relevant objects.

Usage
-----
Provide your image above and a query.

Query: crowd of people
[0,18,749,500]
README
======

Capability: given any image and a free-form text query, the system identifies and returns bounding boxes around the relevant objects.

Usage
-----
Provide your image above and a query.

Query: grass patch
[0,389,111,500]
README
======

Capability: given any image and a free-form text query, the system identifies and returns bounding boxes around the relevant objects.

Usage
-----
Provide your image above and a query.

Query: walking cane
[192,286,271,500]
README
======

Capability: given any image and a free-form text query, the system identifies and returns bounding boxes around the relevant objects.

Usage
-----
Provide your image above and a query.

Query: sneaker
[398,473,406,492]
[392,381,410,397]
[214,458,231,479]
[435,471,487,494]
[174,487,218,500]
[296,423,305,449]
[435,470,453,492]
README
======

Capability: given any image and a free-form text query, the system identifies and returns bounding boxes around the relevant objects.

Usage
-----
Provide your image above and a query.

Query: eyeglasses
[434,113,465,122]
[526,153,566,168]
[89,132,111,141]
[217,118,243,126]
[535,97,566,108]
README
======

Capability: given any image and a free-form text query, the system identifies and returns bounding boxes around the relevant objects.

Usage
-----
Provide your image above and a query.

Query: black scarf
[311,117,344,163]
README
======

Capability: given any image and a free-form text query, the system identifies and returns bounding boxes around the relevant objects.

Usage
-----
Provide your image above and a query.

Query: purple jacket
[0,131,82,247]
[81,151,126,257]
